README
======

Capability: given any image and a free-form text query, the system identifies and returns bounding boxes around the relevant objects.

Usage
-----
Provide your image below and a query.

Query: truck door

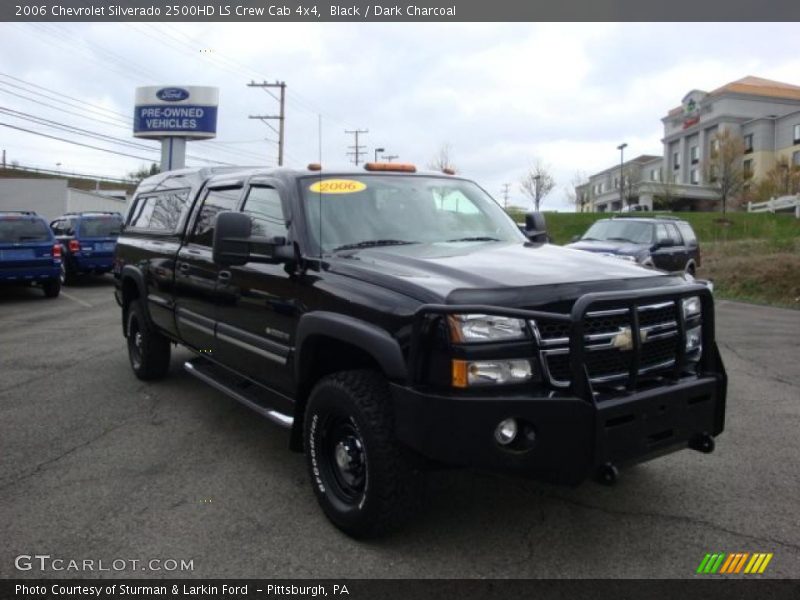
[174,184,243,353]
[214,180,299,396]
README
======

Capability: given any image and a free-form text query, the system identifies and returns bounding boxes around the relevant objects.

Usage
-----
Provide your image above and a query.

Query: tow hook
[596,463,619,486]
[689,433,715,454]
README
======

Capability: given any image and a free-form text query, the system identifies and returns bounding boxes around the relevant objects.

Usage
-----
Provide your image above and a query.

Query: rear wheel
[686,262,697,276]
[60,261,77,286]
[304,370,423,538]
[126,300,171,380]
[42,278,61,298]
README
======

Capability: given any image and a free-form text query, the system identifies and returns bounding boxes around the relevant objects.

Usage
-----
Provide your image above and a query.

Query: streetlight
[374,147,385,162]
[617,143,627,211]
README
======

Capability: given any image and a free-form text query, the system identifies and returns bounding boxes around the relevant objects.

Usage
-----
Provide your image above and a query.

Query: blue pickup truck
[50,212,123,285]
[0,211,62,298]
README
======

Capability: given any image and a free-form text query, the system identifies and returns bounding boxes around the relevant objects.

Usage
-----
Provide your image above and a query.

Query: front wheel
[126,300,171,380]
[304,370,423,538]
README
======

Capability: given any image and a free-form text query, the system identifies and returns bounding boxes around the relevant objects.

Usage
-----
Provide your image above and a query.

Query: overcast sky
[0,22,798,209]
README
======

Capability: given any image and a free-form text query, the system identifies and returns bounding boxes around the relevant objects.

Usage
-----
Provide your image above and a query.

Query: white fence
[748,195,800,218]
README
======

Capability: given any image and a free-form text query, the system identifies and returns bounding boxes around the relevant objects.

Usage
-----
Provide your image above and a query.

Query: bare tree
[622,166,641,206]
[427,143,456,173]
[564,170,589,212]
[704,129,745,214]
[519,160,555,212]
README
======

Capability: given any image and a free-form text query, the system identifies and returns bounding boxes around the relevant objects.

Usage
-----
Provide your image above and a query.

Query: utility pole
[345,129,368,165]
[1,149,5,169]
[500,183,511,209]
[248,80,286,166]
[533,174,542,212]
[617,142,627,211]
[382,154,399,163]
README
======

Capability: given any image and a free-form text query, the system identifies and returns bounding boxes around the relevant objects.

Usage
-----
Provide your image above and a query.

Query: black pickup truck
[114,163,726,537]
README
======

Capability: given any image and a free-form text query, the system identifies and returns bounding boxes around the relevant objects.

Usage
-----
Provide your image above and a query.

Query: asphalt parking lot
[1,279,798,579]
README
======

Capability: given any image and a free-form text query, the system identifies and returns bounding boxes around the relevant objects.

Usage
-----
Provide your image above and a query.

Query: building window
[673,151,680,170]
[710,138,720,157]
[709,165,718,183]
[650,168,661,182]
[613,177,619,189]
[743,134,754,153]
[794,124,800,144]
[690,168,699,184]
[743,159,753,179]
[690,145,699,164]
[793,151,800,167]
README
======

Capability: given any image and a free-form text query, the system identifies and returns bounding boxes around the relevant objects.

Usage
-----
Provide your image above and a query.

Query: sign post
[133,86,219,171]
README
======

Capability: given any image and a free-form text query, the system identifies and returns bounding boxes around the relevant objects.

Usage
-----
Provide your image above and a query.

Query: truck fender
[119,265,149,336]
[294,312,408,383]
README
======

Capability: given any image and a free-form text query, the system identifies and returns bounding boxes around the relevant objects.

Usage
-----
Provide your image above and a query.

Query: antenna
[318,114,323,260]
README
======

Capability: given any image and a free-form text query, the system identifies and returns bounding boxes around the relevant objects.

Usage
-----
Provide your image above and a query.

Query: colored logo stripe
[697,552,773,574]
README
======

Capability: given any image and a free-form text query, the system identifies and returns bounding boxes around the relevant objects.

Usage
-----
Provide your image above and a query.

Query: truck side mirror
[213,211,252,266]
[213,211,294,266]
[524,211,548,243]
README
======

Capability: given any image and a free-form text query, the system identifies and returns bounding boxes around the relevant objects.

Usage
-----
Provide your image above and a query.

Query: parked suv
[0,211,61,298]
[51,212,123,284]
[114,165,725,537]
[566,216,700,274]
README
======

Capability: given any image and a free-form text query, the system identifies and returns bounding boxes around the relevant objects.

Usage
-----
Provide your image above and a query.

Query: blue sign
[133,105,218,137]
[156,87,190,102]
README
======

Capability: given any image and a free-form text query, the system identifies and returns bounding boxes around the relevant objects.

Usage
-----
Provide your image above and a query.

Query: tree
[519,160,555,212]
[622,166,641,206]
[127,163,160,183]
[427,143,456,173]
[653,169,678,210]
[704,129,745,214]
[752,158,800,202]
[564,170,589,212]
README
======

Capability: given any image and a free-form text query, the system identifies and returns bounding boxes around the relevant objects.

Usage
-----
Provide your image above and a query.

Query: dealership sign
[134,85,218,139]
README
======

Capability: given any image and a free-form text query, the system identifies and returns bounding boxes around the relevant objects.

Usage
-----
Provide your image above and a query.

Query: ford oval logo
[156,87,190,102]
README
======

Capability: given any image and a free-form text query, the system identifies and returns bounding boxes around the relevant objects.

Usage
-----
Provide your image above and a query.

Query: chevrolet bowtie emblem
[611,327,648,351]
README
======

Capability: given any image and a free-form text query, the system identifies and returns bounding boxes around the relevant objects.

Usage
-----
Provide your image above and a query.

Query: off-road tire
[126,299,171,380]
[42,278,61,298]
[304,370,423,538]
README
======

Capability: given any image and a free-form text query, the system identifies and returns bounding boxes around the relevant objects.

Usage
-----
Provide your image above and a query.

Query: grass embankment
[507,210,800,308]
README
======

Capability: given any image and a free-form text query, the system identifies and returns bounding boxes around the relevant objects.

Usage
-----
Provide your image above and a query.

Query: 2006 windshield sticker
[308,179,367,194]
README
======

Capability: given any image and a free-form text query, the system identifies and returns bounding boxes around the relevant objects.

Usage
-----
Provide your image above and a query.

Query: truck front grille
[535,301,680,388]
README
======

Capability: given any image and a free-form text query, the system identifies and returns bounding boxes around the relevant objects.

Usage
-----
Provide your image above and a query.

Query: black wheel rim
[128,316,143,370]
[319,414,367,504]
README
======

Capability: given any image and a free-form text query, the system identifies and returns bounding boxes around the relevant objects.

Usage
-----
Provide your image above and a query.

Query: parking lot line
[60,291,93,308]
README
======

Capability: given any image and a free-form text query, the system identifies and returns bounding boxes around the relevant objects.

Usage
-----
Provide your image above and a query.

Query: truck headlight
[448,314,527,343]
[452,359,534,387]
[682,296,702,320]
[685,325,702,354]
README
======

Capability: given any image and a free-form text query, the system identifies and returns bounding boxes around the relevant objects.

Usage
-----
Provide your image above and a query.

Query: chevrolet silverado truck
[113,163,726,538]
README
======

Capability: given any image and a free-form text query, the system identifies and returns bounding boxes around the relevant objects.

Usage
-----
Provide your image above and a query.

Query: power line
[345,129,369,166]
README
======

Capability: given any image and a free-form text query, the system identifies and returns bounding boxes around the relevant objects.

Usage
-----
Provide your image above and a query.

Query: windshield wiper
[446,236,501,242]
[332,239,417,252]
[579,237,599,241]
[606,237,635,243]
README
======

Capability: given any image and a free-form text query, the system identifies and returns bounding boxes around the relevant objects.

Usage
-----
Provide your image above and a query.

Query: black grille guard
[409,283,719,405]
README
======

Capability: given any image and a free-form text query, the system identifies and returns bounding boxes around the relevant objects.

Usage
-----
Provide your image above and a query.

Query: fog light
[495,418,518,445]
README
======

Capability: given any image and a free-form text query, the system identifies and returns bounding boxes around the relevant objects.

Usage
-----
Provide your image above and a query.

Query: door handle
[218,271,231,282]
[178,263,190,273]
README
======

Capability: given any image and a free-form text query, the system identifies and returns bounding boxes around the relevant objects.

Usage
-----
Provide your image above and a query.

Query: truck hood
[326,241,671,304]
